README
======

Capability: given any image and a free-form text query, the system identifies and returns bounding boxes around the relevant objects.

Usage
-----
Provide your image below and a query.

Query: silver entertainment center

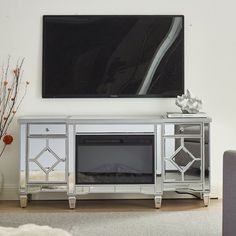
[19,115,211,209]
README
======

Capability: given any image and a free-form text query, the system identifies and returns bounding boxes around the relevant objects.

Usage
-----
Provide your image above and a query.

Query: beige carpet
[0,208,222,236]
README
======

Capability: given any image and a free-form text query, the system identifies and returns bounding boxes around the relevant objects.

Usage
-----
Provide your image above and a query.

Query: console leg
[20,194,28,208]
[27,194,32,203]
[154,195,162,209]
[200,193,203,200]
[203,193,210,207]
[68,196,76,209]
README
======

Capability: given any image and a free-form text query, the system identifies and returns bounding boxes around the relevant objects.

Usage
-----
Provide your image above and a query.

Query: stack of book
[166,112,207,118]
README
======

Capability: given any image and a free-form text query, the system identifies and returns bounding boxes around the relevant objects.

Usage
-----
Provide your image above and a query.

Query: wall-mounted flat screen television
[42,15,184,98]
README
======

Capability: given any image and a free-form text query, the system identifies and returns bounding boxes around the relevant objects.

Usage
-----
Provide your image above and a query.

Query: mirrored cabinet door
[27,138,67,183]
[163,137,202,183]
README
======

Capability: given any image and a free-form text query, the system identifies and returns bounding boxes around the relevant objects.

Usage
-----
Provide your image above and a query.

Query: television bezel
[42,15,185,98]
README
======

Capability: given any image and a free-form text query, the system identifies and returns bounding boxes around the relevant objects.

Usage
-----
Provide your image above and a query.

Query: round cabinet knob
[179,126,184,133]
[45,128,50,132]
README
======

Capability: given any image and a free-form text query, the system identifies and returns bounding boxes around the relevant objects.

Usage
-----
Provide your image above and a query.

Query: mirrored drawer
[164,124,201,136]
[28,124,66,135]
[76,124,155,133]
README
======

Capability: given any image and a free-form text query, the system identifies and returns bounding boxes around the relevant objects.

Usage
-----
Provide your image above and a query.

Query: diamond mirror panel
[48,139,66,160]
[27,138,66,183]
[48,162,66,182]
[164,161,182,181]
[173,148,194,170]
[164,137,202,182]
[28,162,46,182]
[28,138,46,160]
[164,137,181,159]
[184,160,201,181]
[183,138,201,159]
[36,150,58,171]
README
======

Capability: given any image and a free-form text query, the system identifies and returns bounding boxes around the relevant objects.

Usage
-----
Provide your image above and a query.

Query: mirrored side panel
[68,124,75,194]
[155,124,162,194]
[204,123,210,192]
[20,124,27,193]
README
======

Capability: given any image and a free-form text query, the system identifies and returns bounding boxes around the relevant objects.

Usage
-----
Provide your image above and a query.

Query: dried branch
[0,57,28,158]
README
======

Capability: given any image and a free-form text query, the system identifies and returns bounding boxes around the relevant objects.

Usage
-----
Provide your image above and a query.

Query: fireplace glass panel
[76,135,154,184]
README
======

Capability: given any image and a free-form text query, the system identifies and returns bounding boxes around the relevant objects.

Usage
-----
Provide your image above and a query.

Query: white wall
[0,0,236,199]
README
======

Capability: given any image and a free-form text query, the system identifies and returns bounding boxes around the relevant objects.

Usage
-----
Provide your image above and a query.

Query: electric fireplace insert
[76,134,155,184]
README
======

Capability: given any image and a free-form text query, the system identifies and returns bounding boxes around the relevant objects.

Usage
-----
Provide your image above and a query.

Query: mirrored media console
[19,115,211,209]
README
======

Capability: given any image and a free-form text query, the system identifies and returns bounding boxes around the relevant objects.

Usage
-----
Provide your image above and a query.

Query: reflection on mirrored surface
[204,124,210,191]
[48,162,66,182]
[28,162,46,182]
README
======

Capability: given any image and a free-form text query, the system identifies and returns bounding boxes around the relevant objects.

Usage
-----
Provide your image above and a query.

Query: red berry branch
[0,57,29,158]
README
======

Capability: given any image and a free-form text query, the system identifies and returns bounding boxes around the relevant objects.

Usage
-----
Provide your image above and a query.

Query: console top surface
[18,115,212,124]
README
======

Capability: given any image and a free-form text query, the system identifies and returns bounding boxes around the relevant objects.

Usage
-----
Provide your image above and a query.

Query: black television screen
[42,15,184,98]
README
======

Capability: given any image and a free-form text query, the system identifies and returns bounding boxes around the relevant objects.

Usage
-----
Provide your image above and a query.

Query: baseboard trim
[0,184,19,200]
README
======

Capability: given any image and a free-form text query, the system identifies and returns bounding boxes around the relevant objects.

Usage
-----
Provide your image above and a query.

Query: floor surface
[0,199,222,236]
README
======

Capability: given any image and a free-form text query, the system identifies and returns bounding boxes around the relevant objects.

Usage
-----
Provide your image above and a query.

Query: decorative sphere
[3,135,13,145]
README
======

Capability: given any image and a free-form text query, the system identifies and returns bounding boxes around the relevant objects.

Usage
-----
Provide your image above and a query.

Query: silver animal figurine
[175,90,202,114]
